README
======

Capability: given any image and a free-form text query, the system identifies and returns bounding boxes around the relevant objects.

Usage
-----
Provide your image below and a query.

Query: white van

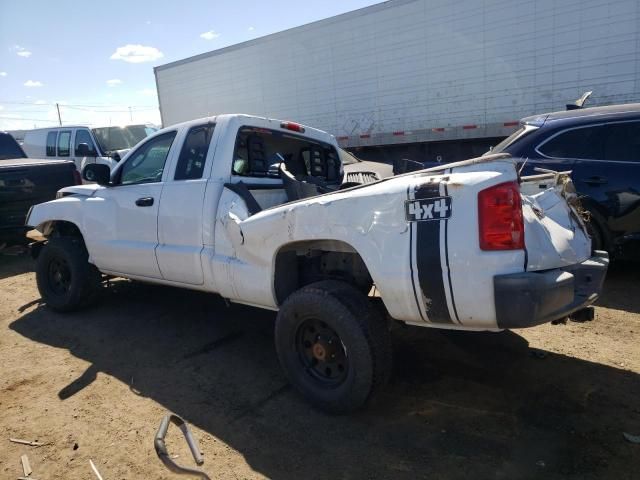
[22,124,158,178]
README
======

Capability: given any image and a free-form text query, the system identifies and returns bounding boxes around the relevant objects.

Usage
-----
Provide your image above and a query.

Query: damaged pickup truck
[26,115,608,412]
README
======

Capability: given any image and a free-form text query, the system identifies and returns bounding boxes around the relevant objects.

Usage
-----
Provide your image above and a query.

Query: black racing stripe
[443,180,460,324]
[414,182,453,324]
[407,185,426,321]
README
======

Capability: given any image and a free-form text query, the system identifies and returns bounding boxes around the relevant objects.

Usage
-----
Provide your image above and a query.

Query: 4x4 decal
[405,196,452,222]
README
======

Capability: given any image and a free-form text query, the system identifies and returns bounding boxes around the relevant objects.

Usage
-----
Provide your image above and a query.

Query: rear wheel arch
[273,240,375,305]
[579,199,611,252]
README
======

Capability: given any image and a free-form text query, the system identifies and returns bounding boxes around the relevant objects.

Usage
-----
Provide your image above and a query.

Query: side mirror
[83,163,111,185]
[76,143,96,157]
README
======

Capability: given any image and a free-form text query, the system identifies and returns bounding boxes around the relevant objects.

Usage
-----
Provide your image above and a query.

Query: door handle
[583,176,608,186]
[135,197,154,207]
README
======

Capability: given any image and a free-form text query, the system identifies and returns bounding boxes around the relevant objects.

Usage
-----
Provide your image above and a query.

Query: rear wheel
[275,280,392,413]
[36,237,101,312]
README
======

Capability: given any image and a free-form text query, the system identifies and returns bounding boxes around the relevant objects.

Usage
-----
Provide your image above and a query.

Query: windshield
[338,148,361,165]
[91,125,158,154]
[488,125,536,154]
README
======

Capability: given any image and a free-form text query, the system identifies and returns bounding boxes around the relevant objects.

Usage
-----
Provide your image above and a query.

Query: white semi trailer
[154,0,640,162]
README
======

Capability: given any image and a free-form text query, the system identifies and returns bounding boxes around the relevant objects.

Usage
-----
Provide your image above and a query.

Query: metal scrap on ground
[89,459,104,480]
[9,438,47,447]
[20,454,32,476]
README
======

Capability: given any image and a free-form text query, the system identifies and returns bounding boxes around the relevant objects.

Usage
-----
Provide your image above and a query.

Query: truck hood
[58,184,104,196]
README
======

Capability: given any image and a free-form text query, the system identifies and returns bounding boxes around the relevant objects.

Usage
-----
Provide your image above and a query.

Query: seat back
[280,163,321,202]
[246,135,268,175]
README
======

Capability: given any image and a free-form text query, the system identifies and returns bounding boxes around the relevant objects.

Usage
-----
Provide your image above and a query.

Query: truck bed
[0,159,77,240]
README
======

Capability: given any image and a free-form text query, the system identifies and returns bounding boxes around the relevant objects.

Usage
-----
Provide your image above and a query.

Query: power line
[0,100,158,108]
[0,115,57,121]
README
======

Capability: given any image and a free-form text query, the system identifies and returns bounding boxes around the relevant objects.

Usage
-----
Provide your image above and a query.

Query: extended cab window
[57,131,71,157]
[74,129,97,156]
[232,126,340,181]
[46,131,57,156]
[119,131,177,185]
[174,124,214,180]
[538,125,604,159]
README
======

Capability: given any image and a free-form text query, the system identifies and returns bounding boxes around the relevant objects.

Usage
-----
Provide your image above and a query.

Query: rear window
[232,126,340,181]
[0,133,26,160]
[46,131,57,156]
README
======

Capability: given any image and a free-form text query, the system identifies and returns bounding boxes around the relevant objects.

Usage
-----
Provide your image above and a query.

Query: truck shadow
[595,260,640,314]
[9,280,640,480]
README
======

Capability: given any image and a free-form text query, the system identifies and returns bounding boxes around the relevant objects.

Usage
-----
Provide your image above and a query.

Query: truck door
[87,131,177,278]
[156,123,215,284]
[72,128,99,174]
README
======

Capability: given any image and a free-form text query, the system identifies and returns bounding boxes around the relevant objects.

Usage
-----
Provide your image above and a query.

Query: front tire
[36,237,101,312]
[275,280,392,413]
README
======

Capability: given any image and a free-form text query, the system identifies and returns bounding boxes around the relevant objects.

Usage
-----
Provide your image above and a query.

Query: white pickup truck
[26,114,608,412]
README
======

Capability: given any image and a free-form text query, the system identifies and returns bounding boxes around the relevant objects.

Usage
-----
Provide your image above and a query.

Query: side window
[46,131,57,156]
[74,129,97,156]
[119,131,176,185]
[174,124,214,180]
[602,122,640,162]
[538,125,604,160]
[57,131,71,157]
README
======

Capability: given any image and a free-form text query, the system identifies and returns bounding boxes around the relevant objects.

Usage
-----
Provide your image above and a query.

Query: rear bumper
[494,251,609,329]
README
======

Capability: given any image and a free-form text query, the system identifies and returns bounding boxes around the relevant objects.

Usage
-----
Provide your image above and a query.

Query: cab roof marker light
[280,121,305,133]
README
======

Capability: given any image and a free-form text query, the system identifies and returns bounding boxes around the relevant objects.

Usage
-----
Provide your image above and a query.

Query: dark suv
[492,103,640,259]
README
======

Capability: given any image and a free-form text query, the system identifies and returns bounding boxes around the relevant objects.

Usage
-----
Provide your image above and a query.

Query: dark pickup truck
[0,132,79,243]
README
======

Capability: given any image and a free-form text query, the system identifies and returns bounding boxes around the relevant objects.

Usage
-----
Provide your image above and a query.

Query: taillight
[280,121,305,133]
[73,169,82,185]
[478,181,524,251]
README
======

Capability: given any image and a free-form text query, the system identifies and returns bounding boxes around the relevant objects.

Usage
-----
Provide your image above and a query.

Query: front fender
[27,195,87,235]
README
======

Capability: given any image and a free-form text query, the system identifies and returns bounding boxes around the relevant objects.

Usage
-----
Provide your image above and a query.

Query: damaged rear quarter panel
[214,177,418,319]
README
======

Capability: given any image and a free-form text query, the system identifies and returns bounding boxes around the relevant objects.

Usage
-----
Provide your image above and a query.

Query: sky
[0,0,382,131]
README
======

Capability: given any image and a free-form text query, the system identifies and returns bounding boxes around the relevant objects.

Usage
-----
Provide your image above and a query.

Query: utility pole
[56,103,62,126]
[128,106,133,122]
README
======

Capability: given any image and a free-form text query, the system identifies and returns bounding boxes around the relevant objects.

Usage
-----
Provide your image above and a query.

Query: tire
[586,218,606,253]
[275,280,392,413]
[36,237,101,312]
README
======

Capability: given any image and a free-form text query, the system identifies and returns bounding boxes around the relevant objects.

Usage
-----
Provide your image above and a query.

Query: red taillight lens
[280,121,305,133]
[73,169,82,185]
[478,181,524,251]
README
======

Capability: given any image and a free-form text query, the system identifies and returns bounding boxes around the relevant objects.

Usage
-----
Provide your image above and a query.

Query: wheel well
[274,240,373,305]
[41,220,83,239]
[31,221,84,259]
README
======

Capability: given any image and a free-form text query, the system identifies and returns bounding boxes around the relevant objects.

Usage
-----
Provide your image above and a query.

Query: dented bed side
[213,158,540,330]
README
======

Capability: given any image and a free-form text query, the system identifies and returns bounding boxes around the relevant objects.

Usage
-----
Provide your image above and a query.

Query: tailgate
[520,171,591,271]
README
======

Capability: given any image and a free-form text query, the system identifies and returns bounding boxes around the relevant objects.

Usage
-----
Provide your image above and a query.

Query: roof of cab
[158,114,336,143]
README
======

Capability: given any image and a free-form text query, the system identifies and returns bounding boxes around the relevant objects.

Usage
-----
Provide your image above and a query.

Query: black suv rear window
[538,126,603,160]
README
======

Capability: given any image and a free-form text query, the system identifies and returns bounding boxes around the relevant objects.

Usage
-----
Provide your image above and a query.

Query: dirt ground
[0,252,638,480]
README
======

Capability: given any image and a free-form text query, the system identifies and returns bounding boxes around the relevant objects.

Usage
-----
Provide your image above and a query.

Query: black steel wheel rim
[295,317,349,387]
[48,257,71,296]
